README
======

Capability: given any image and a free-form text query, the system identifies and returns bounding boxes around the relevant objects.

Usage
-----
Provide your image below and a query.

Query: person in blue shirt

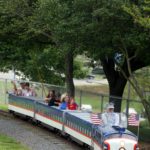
[59,93,70,110]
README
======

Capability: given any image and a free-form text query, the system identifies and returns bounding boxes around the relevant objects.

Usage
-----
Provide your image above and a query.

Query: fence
[75,88,144,116]
[0,78,147,117]
[0,78,66,104]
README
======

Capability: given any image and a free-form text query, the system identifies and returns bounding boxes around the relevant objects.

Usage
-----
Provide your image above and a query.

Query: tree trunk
[109,77,127,112]
[101,57,147,112]
[65,50,75,97]
[101,58,127,112]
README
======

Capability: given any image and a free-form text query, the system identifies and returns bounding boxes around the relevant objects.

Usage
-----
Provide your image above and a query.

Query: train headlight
[120,141,125,147]
[119,141,126,150]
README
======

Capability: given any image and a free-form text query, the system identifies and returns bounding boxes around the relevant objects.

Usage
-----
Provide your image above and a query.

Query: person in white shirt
[102,103,119,126]
[22,82,36,97]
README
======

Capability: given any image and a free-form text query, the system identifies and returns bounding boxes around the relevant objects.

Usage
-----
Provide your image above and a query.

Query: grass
[0,80,13,104]
[0,104,8,111]
[0,134,28,150]
[75,84,145,113]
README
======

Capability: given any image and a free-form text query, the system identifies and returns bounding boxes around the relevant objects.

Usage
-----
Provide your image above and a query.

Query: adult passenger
[102,103,119,126]
[55,92,61,106]
[45,90,56,106]
[23,82,36,97]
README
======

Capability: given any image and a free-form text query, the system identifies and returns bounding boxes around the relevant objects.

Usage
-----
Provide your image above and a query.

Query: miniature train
[8,93,139,150]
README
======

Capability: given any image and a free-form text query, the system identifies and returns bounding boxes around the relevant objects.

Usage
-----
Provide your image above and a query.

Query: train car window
[75,124,77,130]
[57,116,61,122]
[84,128,86,135]
[79,126,82,133]
[84,129,87,135]
[78,126,80,132]
[70,122,72,128]
[73,122,75,129]
[86,129,89,136]
[67,120,69,126]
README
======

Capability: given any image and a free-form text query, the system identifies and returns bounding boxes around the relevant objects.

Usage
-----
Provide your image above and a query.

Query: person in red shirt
[68,98,78,110]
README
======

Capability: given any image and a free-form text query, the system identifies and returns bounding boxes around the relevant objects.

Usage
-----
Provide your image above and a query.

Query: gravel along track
[0,113,83,150]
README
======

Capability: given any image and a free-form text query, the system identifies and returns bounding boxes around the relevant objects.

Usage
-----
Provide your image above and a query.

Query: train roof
[64,110,92,123]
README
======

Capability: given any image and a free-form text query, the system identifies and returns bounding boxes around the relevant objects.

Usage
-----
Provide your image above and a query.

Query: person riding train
[102,102,119,127]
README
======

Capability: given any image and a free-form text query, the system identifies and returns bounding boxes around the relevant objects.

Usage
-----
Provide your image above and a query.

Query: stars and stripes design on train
[91,113,103,125]
[128,113,140,126]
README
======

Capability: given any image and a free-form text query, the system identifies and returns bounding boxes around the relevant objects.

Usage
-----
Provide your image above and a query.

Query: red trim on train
[134,143,139,150]
[104,141,110,150]
[36,112,63,125]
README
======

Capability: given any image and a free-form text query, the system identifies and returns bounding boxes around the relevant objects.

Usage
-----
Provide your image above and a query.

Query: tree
[0,0,87,89]
[0,0,66,85]
[70,0,150,111]
[123,0,150,29]
[1,0,149,113]
[25,0,150,103]
[31,0,86,96]
[121,0,150,123]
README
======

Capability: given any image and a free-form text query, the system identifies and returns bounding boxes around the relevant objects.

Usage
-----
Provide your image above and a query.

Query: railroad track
[0,110,83,150]
[0,110,11,117]
[0,110,149,150]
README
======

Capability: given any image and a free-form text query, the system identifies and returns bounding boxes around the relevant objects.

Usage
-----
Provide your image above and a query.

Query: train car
[8,93,36,118]
[92,125,139,150]
[8,93,139,150]
[35,101,64,130]
[64,111,93,146]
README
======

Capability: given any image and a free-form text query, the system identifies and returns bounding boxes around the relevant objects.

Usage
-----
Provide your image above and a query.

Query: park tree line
[0,0,150,121]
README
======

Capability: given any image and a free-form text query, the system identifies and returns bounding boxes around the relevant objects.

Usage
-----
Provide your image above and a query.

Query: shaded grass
[0,134,28,150]
[76,84,108,94]
[129,126,150,142]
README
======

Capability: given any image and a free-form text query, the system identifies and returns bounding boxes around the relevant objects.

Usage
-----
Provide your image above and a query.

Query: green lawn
[0,134,29,150]
[0,104,8,111]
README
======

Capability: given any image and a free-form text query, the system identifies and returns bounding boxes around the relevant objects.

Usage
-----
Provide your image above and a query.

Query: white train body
[8,94,139,150]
